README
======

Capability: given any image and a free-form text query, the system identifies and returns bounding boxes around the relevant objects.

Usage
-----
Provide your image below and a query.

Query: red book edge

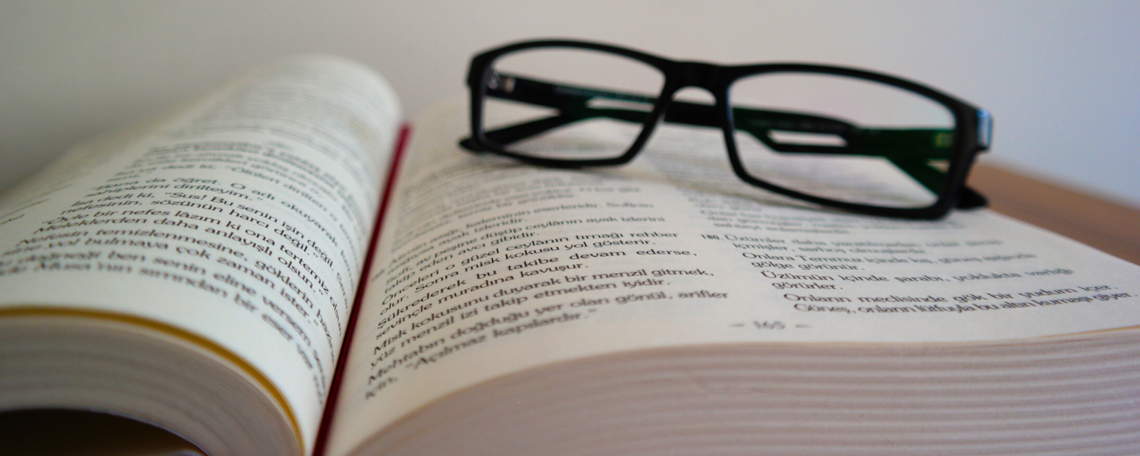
[311,123,411,456]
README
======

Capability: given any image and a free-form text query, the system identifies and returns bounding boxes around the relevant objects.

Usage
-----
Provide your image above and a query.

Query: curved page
[0,56,401,454]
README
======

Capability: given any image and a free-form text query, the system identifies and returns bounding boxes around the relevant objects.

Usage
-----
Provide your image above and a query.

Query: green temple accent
[730,109,954,161]
[482,72,954,189]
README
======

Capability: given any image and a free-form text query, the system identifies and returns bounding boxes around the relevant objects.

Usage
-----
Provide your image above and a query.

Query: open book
[2,57,1139,456]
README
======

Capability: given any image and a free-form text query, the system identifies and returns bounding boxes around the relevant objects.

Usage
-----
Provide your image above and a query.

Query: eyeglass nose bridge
[647,61,728,139]
[653,61,728,122]
[668,61,726,93]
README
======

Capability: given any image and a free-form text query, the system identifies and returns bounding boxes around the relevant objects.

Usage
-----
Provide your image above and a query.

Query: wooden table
[968,163,1140,265]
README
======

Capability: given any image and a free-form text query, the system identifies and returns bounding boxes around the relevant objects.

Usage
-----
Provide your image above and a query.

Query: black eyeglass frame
[462,39,992,219]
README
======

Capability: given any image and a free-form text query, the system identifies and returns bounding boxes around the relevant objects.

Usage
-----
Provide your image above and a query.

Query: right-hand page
[326,100,1140,456]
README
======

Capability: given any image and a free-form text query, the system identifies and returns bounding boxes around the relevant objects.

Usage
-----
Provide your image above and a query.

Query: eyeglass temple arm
[464,73,985,208]
[727,107,986,209]
[469,73,950,154]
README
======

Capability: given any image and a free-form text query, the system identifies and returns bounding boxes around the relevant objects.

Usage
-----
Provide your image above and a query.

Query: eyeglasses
[460,40,992,219]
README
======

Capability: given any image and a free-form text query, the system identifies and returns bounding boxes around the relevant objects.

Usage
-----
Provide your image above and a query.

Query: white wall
[2,1,1137,206]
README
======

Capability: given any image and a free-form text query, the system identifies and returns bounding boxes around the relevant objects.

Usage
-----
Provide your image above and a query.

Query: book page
[326,100,1140,455]
[0,57,400,450]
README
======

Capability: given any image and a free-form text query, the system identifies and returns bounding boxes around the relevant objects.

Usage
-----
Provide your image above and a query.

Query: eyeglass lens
[482,49,664,160]
[730,73,955,209]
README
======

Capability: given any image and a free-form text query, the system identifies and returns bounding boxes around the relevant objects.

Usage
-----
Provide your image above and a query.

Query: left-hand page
[0,57,401,456]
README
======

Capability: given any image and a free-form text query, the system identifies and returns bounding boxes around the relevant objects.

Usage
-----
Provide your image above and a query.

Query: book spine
[312,123,412,456]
